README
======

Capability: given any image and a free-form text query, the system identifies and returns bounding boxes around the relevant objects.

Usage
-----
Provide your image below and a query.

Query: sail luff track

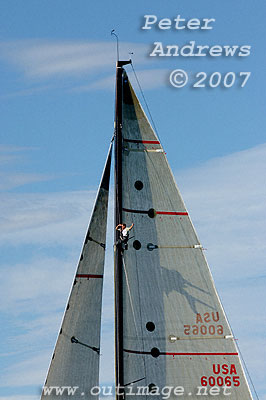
[114,59,132,399]
[114,61,127,400]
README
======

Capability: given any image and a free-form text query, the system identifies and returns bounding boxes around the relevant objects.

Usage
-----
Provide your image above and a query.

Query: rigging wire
[235,342,260,400]
[121,255,138,332]
[215,295,260,399]
[129,61,183,221]
[130,62,163,146]
[129,61,187,224]
[129,60,203,245]
[121,254,148,399]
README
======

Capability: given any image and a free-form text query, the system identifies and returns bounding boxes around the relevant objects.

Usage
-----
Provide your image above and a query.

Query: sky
[0,0,265,399]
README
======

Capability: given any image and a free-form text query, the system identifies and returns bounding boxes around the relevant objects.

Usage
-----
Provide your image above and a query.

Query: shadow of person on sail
[159,265,215,314]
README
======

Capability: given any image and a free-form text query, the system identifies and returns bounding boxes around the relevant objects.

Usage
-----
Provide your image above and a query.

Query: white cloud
[0,351,50,387]
[0,172,51,190]
[0,145,111,247]
[0,257,76,313]
[0,190,96,245]
[0,40,149,79]
[177,144,266,280]
[0,145,35,152]
[84,68,169,91]
[0,145,51,189]
[1,85,55,99]
[0,145,33,165]
[0,40,169,93]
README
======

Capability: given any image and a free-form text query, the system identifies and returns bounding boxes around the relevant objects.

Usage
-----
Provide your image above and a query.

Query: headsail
[115,68,253,399]
[41,143,112,400]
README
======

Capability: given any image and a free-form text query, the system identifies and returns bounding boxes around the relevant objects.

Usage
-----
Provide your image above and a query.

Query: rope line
[122,256,138,333]
[129,64,193,247]
[234,337,260,399]
[216,296,259,399]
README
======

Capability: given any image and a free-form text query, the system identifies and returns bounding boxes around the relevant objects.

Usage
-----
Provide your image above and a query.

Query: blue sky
[0,1,265,399]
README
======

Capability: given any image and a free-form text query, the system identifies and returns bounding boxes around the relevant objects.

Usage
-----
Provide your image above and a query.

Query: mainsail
[41,144,112,399]
[114,64,253,399]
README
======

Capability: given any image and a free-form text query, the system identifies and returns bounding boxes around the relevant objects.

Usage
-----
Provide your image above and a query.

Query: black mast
[114,59,131,400]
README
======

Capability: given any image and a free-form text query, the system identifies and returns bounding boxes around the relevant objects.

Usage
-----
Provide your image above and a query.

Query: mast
[114,60,131,399]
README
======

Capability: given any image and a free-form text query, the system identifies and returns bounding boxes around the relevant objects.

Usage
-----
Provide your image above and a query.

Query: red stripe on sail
[124,139,160,144]
[124,349,238,356]
[76,274,103,279]
[163,352,238,356]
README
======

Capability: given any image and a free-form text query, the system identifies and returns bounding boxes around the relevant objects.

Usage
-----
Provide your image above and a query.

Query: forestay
[41,144,112,400]
[120,71,253,399]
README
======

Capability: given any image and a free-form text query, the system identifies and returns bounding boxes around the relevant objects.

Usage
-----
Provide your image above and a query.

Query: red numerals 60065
[201,376,240,387]
[184,324,223,335]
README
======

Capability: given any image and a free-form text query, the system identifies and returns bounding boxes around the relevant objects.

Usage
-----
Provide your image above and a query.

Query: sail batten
[41,143,112,400]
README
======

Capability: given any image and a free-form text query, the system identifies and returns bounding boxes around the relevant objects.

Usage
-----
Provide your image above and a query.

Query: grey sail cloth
[41,144,112,400]
[120,72,253,399]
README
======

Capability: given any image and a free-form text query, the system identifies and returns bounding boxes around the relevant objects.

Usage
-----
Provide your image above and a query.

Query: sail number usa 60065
[201,364,240,388]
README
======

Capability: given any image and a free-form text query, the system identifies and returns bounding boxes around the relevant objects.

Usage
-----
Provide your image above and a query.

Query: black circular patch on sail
[148,384,157,393]
[134,180,143,191]
[148,208,156,218]
[151,347,160,358]
[133,240,141,250]
[146,321,155,332]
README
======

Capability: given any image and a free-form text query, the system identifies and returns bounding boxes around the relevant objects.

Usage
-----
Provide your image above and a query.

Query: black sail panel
[120,71,253,399]
[41,144,112,400]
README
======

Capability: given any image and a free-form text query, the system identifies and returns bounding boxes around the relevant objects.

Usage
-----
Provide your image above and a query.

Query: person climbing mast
[115,223,134,250]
